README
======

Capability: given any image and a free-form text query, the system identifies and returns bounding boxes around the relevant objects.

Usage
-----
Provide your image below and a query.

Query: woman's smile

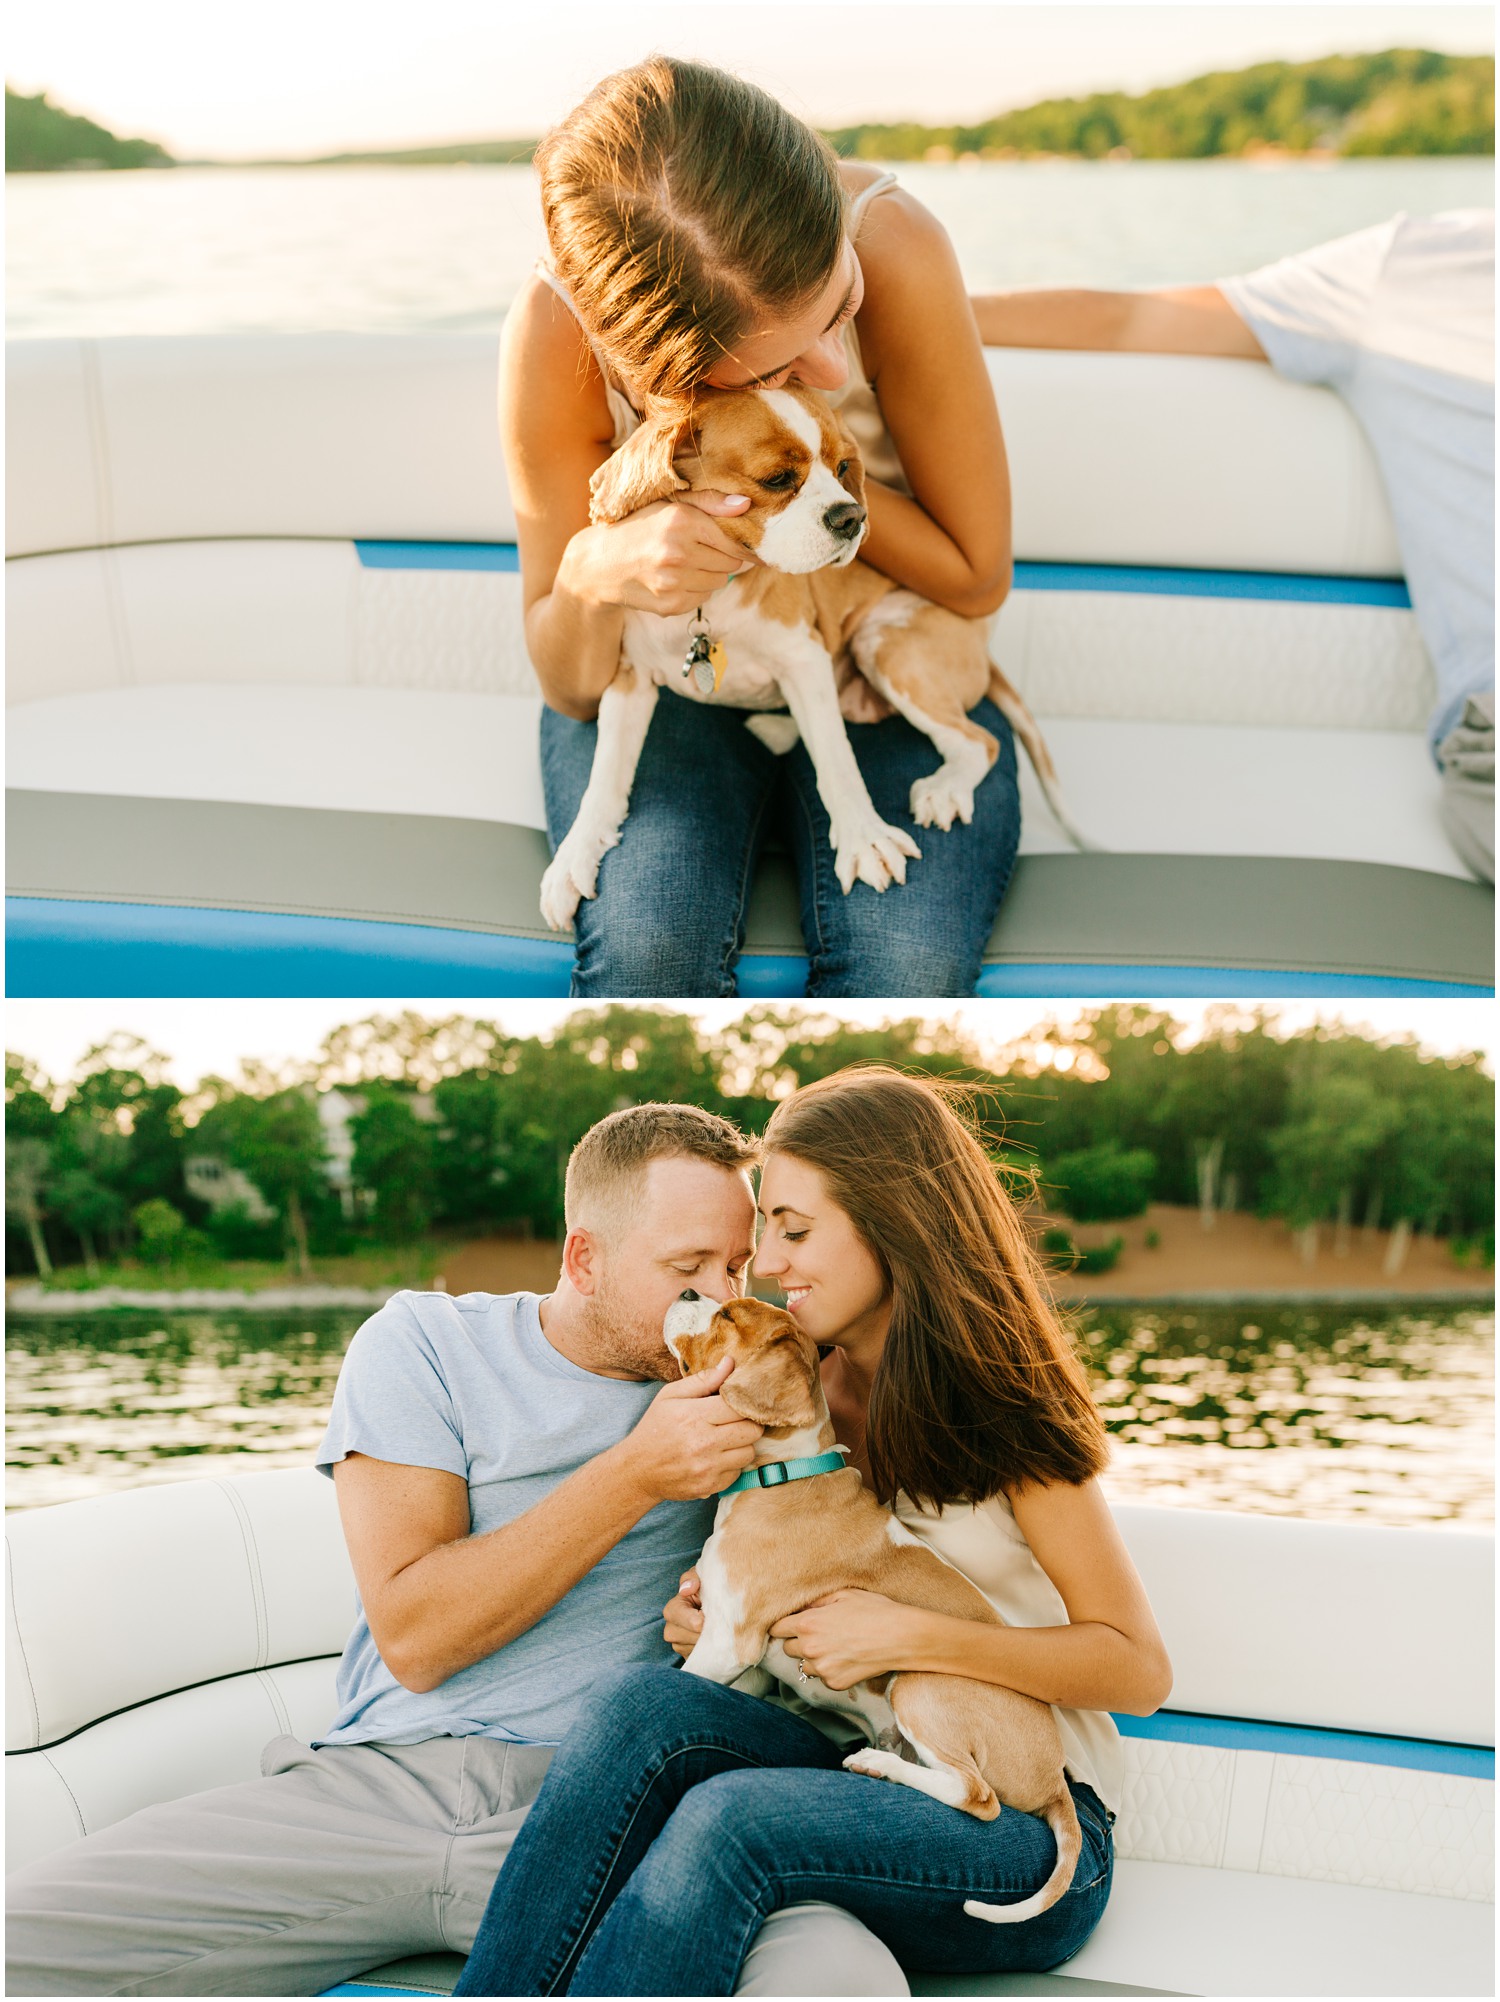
[755,1151,889,1353]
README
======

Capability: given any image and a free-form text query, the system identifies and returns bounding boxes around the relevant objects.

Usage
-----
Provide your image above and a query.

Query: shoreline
[7,1282,1492,1316]
[5,1284,399,1313]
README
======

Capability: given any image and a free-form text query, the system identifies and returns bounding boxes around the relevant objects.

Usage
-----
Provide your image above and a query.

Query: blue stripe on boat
[352,540,1410,606]
[4,899,572,997]
[6,900,1488,999]
[1115,1709,1495,1779]
[1012,562,1411,607]
[974,961,1489,999]
[354,540,521,571]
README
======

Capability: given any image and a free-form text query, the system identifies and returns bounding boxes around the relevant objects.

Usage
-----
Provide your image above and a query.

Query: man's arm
[333,1356,760,1693]
[971,283,1266,360]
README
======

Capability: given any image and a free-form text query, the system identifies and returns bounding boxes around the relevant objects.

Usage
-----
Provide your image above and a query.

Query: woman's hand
[770,1589,930,1691]
[563,493,755,618]
[663,1567,705,1660]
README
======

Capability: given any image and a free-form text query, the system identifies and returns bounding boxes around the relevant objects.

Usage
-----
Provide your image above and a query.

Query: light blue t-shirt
[1221,209,1495,754]
[314,1290,714,1747]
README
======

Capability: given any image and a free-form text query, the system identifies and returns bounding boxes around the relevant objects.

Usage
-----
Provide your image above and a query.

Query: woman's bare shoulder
[500,272,614,445]
[836,159,894,199]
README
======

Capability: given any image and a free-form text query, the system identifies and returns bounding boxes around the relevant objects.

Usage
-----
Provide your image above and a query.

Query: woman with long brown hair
[503,57,1020,998]
[454,1068,1170,1995]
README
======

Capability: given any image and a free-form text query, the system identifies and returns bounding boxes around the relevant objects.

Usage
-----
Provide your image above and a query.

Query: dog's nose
[678,1289,700,1302]
[823,502,865,541]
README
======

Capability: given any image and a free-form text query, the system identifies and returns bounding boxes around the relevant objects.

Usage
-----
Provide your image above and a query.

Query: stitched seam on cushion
[253,1667,293,1738]
[5,1532,42,1747]
[38,1750,87,1844]
[214,1479,270,1668]
[542,1740,763,1994]
[78,339,116,549]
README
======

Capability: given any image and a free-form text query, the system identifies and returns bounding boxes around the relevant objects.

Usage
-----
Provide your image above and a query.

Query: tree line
[9,51,1491,176]
[5,89,173,172]
[5,1006,1492,1280]
[825,51,1493,160]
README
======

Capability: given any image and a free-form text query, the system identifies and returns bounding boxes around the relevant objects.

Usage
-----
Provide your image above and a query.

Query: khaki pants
[5,1735,908,1998]
[1438,692,1495,884]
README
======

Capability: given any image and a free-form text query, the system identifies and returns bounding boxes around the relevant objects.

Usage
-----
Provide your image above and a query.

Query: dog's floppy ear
[589,413,690,524]
[718,1327,821,1428]
[832,413,867,511]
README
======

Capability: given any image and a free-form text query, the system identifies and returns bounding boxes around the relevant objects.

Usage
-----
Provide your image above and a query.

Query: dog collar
[721,1449,848,1495]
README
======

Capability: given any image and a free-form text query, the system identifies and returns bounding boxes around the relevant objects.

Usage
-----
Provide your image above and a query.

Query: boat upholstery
[5,338,1404,570]
[5,336,1491,993]
[5,1469,1492,1997]
[8,793,1490,995]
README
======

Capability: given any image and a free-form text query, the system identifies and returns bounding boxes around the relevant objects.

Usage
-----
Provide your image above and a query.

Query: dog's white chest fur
[621,590,808,713]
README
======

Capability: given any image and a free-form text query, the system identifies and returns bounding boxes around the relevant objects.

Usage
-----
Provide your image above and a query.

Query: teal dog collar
[722,1449,848,1495]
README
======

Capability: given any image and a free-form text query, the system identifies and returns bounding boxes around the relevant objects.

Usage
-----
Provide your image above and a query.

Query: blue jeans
[540,694,1021,998]
[453,1664,1113,1998]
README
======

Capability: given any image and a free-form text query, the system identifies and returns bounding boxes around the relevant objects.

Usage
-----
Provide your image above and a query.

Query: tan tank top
[892,1489,1125,1814]
[535,170,909,493]
[754,1485,1124,1814]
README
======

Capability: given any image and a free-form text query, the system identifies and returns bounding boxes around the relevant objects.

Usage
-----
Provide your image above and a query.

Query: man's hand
[770,1589,931,1691]
[615,1356,764,1504]
[664,1566,705,1659]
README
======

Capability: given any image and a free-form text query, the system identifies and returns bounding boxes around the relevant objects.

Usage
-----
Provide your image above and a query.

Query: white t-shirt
[1221,210,1495,753]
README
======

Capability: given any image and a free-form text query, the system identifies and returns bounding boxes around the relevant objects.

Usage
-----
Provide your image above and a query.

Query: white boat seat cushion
[6,339,1403,574]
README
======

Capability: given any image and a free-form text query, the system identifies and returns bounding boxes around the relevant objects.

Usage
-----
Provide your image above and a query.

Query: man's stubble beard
[582,1269,681,1382]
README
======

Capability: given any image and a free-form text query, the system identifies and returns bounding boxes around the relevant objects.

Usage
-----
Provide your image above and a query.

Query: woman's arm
[851,193,1013,618]
[970,283,1267,360]
[499,278,750,720]
[772,1478,1172,1715]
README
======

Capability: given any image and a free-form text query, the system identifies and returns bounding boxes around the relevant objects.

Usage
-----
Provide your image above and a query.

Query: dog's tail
[962,1786,1083,1925]
[986,664,1098,852]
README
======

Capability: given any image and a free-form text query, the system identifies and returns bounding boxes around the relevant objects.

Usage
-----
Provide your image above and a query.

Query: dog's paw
[833,821,922,895]
[538,830,619,930]
[843,1749,905,1781]
[745,713,801,757]
[910,772,976,831]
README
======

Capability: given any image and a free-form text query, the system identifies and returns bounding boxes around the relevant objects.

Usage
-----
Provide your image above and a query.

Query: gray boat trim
[7,789,1492,985]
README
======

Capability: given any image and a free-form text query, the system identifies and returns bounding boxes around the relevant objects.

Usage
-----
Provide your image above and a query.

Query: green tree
[5,1137,54,1277]
[6,1053,58,1139]
[1049,1143,1157,1222]
[49,1115,130,1273]
[432,1071,511,1227]
[199,1090,327,1275]
[5,87,175,172]
[132,1198,189,1268]
[350,1091,438,1242]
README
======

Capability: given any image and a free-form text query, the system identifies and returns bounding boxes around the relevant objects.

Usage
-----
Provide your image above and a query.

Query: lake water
[6,1299,1491,1525]
[7,158,1494,341]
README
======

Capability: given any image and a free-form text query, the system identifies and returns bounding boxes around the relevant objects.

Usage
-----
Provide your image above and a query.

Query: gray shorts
[4,1734,907,1998]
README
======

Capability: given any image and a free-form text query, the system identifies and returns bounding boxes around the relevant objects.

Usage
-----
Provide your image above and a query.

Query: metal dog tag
[684,629,726,695]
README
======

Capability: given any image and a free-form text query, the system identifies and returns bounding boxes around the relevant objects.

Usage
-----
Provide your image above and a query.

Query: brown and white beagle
[662,1291,1083,1926]
[539,385,1090,932]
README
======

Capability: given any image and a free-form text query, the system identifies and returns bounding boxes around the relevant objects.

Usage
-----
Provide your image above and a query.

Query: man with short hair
[7,1102,907,1998]
[974,208,1495,882]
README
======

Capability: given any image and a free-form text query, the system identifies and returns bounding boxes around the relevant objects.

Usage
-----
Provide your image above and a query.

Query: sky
[5,997,1493,1095]
[5,4,1493,159]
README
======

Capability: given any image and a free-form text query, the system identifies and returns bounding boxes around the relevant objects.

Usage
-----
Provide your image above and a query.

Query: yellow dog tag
[708,640,728,693]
